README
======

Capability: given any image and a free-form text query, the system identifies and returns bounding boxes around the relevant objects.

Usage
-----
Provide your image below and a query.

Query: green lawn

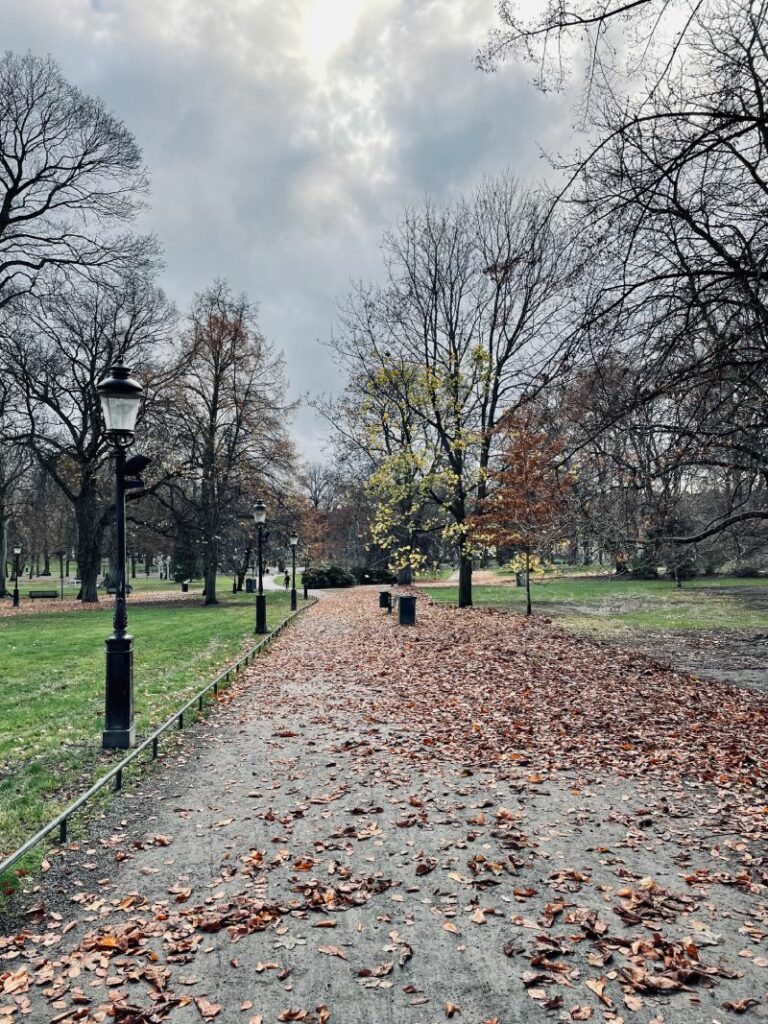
[13,574,218,596]
[424,576,768,633]
[0,586,293,878]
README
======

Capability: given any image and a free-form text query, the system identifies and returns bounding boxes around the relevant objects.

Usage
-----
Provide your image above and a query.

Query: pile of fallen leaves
[312,593,768,801]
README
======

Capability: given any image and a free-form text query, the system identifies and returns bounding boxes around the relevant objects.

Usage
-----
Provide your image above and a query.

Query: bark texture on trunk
[458,553,473,608]
[75,489,103,603]
[203,555,218,605]
[525,549,532,616]
[0,509,6,598]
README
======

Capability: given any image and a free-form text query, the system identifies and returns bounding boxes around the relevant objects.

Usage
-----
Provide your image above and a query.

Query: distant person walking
[284,569,290,590]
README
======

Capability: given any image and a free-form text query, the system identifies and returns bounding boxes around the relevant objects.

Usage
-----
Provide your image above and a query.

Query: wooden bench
[28,590,58,600]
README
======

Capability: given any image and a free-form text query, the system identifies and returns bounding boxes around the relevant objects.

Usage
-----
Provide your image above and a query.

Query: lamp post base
[256,593,267,634]
[12,591,19,608]
[103,723,136,749]
[290,588,297,611]
[103,632,135,749]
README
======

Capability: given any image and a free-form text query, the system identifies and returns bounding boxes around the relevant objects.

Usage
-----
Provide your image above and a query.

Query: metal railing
[0,598,317,880]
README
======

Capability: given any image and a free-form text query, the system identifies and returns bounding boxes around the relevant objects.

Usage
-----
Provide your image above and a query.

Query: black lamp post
[96,364,143,750]
[289,530,298,611]
[12,545,21,607]
[57,550,65,600]
[254,498,267,633]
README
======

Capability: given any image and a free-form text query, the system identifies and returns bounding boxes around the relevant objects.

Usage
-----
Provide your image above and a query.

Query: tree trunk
[203,553,218,605]
[74,489,103,603]
[105,543,119,590]
[458,551,473,608]
[0,507,6,598]
[42,546,50,575]
[397,566,414,585]
[525,549,532,616]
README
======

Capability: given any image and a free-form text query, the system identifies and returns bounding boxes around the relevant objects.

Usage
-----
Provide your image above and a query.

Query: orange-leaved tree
[472,411,572,615]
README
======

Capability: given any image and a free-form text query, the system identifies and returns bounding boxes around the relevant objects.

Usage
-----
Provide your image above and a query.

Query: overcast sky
[2,0,571,458]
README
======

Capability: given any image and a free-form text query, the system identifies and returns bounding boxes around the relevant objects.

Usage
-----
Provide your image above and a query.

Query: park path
[1,590,767,1024]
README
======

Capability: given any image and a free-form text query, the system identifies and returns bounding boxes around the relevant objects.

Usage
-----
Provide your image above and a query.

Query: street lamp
[289,531,298,611]
[12,545,21,608]
[253,498,267,633]
[96,363,143,750]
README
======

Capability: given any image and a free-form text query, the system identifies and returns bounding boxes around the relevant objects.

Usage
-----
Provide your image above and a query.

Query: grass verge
[0,587,294,884]
[423,577,768,633]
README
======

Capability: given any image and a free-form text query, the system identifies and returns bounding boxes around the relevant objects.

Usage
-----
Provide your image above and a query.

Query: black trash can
[181,580,189,593]
[379,590,392,611]
[398,594,417,625]
[246,578,256,593]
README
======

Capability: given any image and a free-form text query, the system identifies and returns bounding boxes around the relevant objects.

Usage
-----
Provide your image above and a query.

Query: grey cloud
[1,0,573,457]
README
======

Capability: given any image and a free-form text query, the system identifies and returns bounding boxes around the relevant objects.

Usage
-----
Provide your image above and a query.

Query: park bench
[28,590,58,600]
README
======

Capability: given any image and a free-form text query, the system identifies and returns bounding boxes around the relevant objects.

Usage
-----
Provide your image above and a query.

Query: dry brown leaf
[585,977,613,1008]
[723,1000,759,1014]
[317,946,347,960]
[194,996,222,1020]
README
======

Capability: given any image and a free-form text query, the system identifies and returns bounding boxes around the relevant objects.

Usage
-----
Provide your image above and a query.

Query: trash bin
[379,590,392,611]
[246,578,255,593]
[398,594,417,625]
[181,580,189,593]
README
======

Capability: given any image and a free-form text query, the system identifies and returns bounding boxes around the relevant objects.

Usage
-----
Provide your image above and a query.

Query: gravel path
[1,590,766,1024]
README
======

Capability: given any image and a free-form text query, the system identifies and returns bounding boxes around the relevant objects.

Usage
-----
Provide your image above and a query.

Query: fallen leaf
[317,946,347,960]
[723,1000,758,1014]
[194,996,222,1020]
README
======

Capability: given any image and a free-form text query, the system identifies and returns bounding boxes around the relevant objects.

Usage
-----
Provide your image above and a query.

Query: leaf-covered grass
[425,576,768,633]
[0,587,292,866]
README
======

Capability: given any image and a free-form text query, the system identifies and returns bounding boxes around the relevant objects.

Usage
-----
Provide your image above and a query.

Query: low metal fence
[0,598,316,880]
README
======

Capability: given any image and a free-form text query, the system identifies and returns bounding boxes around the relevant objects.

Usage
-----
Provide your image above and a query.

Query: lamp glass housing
[13,545,21,555]
[253,499,267,525]
[97,364,143,439]
[290,533,299,547]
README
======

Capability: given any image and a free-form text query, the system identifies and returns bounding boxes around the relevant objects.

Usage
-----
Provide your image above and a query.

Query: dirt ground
[610,628,768,694]
[591,587,768,695]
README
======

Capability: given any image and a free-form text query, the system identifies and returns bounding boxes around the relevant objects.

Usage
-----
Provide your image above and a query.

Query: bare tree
[0,374,30,596]
[0,51,154,307]
[165,281,296,605]
[483,2,768,546]
[1,268,176,600]
[330,175,577,605]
